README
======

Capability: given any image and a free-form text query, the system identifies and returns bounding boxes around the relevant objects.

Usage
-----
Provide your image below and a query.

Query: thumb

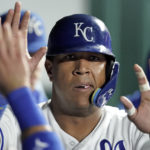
[30,47,47,72]
[120,96,137,118]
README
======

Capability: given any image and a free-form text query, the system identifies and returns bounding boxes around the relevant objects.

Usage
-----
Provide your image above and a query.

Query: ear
[45,59,53,81]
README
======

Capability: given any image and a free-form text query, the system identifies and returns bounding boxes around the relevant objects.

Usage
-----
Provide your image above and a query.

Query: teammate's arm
[7,87,64,150]
[0,2,64,149]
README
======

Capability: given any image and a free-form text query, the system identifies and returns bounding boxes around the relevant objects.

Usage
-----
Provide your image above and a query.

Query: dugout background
[90,0,150,106]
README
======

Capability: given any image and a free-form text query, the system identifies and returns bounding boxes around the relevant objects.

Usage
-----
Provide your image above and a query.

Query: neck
[50,102,102,141]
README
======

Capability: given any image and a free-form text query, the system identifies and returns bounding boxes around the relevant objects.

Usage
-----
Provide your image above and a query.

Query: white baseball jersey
[0,106,21,150]
[0,101,150,150]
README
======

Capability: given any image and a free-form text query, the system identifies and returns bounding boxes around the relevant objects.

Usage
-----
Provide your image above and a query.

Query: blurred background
[1,0,150,106]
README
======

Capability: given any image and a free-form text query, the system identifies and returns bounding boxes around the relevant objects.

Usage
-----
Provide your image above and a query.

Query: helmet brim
[47,44,115,60]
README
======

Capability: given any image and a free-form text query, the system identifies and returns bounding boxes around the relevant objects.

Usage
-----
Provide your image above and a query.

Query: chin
[73,96,92,109]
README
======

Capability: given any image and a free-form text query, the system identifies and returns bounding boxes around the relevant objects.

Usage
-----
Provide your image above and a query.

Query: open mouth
[76,85,91,89]
[74,83,94,92]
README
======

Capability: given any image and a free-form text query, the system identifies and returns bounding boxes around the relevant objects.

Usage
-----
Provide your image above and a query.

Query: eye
[64,54,76,61]
[89,56,100,61]
[88,55,106,61]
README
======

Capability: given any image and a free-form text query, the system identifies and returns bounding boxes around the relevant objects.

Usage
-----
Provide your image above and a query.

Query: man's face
[48,52,107,115]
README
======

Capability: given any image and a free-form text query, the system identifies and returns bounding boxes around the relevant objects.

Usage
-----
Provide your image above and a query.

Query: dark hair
[46,56,55,61]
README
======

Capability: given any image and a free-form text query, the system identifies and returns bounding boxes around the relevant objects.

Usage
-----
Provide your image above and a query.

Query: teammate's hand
[4,2,47,74]
[120,64,150,134]
[0,2,46,95]
[0,21,30,94]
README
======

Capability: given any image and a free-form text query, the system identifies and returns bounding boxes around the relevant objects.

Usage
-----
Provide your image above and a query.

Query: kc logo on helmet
[28,16,43,36]
[74,22,94,42]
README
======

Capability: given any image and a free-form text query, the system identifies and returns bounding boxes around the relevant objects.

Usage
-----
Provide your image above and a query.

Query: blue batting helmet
[47,14,119,107]
[47,14,115,60]
[1,10,46,53]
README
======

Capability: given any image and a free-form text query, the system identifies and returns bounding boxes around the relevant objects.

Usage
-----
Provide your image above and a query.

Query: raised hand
[0,1,46,94]
[120,64,150,134]
[4,2,47,74]
[0,20,30,94]
[4,2,29,56]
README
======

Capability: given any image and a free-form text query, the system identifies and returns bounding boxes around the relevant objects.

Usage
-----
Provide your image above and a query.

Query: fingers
[30,47,47,72]
[4,9,14,24]
[120,96,137,117]
[0,19,7,59]
[20,11,30,53]
[134,64,150,92]
[1,2,30,56]
[0,22,23,59]
[11,1,21,31]
[20,11,30,30]
[4,2,30,32]
[0,2,31,94]
[3,23,14,57]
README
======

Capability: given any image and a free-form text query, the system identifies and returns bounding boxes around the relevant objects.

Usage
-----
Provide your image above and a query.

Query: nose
[72,59,91,75]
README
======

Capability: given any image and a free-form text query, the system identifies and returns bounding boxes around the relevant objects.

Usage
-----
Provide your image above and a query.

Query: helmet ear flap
[106,59,115,83]
[91,61,119,107]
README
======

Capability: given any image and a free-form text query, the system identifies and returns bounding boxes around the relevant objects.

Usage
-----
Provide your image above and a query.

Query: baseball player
[1,2,150,150]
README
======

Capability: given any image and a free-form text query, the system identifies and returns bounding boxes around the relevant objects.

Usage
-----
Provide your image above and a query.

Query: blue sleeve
[0,88,46,119]
[118,90,141,109]
[126,90,141,108]
[6,87,65,150]
[7,87,48,131]
[23,131,65,150]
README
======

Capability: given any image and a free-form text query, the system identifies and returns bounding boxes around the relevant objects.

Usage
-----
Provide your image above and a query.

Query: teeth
[84,85,89,88]
[80,85,89,88]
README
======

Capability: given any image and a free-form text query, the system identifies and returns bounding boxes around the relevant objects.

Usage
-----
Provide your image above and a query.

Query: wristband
[7,87,48,131]
[23,131,65,150]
